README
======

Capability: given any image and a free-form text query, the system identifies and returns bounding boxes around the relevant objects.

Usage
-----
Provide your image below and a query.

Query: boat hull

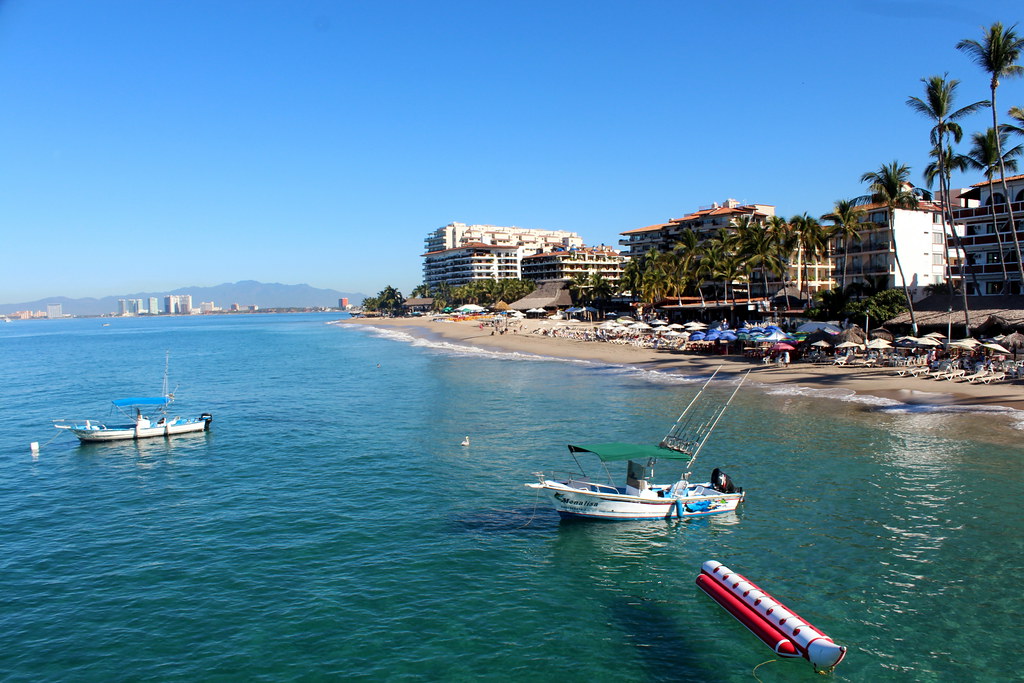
[528,482,743,521]
[59,415,212,443]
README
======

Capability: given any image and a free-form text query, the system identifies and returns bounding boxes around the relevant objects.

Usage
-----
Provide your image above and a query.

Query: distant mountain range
[3,281,368,316]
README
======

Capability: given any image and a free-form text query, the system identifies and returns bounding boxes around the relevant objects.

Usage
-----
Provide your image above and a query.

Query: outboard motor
[201,413,213,431]
[710,467,738,494]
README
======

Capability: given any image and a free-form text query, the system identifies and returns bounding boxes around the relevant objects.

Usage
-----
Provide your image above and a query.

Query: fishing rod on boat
[659,366,722,454]
[684,369,750,471]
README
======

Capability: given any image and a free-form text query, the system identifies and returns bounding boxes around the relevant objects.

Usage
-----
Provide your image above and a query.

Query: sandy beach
[342,316,1024,413]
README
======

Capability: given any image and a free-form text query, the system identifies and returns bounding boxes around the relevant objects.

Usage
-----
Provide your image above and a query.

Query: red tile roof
[971,172,1024,187]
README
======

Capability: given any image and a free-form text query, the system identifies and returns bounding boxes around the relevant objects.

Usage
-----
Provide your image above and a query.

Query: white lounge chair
[963,370,988,383]
[979,371,1006,384]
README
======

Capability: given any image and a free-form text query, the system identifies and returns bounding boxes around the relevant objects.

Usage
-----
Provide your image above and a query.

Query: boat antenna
[683,369,750,471]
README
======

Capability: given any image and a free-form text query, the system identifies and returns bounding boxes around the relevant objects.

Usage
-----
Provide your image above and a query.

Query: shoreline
[341,317,1024,413]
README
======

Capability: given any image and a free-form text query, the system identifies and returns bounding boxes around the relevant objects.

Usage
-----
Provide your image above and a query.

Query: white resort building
[421,222,584,288]
[520,246,626,287]
[950,173,1024,296]
[833,197,959,302]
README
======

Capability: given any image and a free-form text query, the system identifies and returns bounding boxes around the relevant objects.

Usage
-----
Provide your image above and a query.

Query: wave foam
[341,324,1024,428]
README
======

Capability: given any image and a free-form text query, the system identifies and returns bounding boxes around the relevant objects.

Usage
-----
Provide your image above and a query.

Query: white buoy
[30,442,39,455]
[461,436,470,446]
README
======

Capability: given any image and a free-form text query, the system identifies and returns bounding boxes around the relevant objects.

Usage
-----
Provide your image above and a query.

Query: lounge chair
[944,368,967,381]
[832,356,850,366]
[963,370,988,383]
[979,371,1006,384]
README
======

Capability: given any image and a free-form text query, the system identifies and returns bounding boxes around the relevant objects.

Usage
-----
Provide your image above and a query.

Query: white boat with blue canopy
[55,397,212,443]
[526,368,747,521]
[54,355,212,443]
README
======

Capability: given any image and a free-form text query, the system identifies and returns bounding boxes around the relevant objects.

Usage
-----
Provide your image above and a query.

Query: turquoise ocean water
[1,313,1021,682]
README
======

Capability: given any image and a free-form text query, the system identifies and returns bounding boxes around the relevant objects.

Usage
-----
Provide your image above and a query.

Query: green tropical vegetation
[362,286,404,315]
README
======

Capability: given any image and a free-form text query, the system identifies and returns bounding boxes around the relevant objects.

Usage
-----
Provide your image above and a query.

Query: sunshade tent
[869,328,895,341]
[1000,331,1024,357]
[568,443,691,461]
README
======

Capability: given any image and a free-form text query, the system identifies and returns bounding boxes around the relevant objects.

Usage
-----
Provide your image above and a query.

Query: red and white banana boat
[696,560,847,672]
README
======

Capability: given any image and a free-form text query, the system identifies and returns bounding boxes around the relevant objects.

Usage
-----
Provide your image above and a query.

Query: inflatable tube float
[696,560,847,672]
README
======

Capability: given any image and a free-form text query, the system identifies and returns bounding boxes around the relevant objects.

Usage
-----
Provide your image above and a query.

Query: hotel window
[932,232,945,245]
[932,253,944,266]
[986,281,1004,295]
[986,252,1001,264]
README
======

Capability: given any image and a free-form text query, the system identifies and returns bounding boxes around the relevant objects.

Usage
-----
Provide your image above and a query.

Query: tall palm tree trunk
[991,82,1024,283]
[985,170,1010,283]
[936,141,972,333]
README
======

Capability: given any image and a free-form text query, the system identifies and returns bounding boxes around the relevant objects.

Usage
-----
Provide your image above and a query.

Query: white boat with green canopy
[526,368,747,520]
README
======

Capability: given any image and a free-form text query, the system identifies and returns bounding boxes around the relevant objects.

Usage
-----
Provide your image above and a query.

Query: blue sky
[2,0,1022,302]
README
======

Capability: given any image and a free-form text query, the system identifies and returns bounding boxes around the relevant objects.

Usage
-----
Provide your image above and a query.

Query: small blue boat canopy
[112,397,169,407]
[568,443,689,462]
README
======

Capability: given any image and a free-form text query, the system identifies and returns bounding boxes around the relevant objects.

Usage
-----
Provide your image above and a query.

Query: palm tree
[860,161,920,334]
[788,213,830,307]
[963,127,1024,285]
[1007,105,1024,136]
[733,215,783,304]
[568,272,592,305]
[589,272,614,314]
[957,22,1024,283]
[906,74,987,322]
[821,199,868,292]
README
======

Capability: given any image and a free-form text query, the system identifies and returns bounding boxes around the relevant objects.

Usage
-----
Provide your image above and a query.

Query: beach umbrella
[630,322,652,330]
[951,337,979,347]
[869,328,895,342]
[833,325,866,345]
[976,315,1013,337]
[914,336,941,347]
[811,340,832,347]
[1000,331,1024,359]
[758,330,793,342]
[866,338,892,349]
[617,316,634,324]
[667,323,685,330]
[981,342,1011,354]
[684,322,708,329]
[924,331,946,339]
[771,342,796,351]
[836,341,864,349]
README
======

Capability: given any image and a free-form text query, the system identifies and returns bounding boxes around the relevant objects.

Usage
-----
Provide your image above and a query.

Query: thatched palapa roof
[886,294,1024,332]
[509,281,573,311]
